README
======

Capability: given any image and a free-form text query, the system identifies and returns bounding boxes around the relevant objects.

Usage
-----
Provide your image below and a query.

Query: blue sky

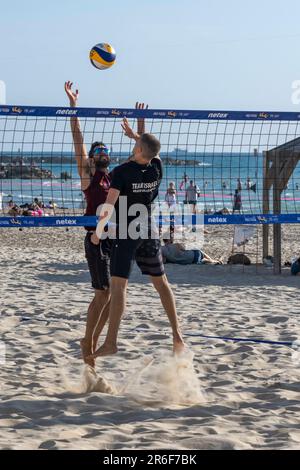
[1,0,300,110]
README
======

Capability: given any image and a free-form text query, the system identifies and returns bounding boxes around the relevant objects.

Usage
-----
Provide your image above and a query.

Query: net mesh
[1,106,300,227]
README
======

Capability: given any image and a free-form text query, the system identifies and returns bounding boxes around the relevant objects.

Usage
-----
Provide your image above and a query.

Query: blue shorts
[193,250,204,264]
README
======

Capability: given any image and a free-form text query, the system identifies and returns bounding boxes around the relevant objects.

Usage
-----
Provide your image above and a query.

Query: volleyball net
[1,105,300,228]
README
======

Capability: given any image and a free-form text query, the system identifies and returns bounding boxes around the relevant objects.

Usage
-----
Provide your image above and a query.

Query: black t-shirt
[110,157,163,227]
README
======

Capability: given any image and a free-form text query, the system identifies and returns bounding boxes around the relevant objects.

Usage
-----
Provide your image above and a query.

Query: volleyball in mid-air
[90,43,116,70]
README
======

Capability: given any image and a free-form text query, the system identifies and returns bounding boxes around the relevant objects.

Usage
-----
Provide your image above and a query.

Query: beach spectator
[222,181,228,190]
[162,238,222,265]
[47,200,58,209]
[214,207,230,215]
[8,204,22,216]
[246,177,253,190]
[185,180,199,213]
[233,189,242,213]
[179,172,189,190]
[291,257,300,275]
[237,178,242,191]
[33,197,44,208]
[165,182,177,209]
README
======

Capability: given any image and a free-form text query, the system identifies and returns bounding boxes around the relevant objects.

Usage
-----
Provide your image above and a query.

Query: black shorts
[84,233,111,290]
[110,238,165,279]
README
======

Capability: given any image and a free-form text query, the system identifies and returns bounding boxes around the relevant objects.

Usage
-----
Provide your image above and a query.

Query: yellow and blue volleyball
[90,43,116,70]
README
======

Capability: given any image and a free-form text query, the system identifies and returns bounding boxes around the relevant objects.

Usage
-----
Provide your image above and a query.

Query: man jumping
[88,118,185,360]
[65,82,149,366]
[65,81,112,367]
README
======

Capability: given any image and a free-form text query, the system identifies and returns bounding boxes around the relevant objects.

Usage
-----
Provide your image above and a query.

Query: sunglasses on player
[92,146,110,157]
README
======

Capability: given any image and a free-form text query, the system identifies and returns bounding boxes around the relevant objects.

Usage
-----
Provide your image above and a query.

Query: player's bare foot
[88,343,118,359]
[173,337,186,355]
[80,338,95,368]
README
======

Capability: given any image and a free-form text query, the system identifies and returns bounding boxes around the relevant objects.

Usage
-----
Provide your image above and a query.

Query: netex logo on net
[0,80,6,104]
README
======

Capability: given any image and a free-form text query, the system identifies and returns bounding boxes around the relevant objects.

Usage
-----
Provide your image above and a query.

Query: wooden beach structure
[263,137,300,273]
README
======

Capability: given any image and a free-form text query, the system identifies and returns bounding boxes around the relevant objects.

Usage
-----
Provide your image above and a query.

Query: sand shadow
[36,261,89,284]
[34,259,300,289]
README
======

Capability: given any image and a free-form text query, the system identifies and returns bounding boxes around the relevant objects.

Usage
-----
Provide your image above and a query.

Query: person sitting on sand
[8,204,22,216]
[47,200,57,209]
[162,238,222,265]
[33,197,44,208]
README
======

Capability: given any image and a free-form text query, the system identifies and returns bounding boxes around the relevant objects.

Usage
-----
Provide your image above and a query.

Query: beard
[95,159,110,170]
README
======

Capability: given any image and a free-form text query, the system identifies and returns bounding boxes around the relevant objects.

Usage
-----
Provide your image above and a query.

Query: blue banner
[1,214,300,228]
[1,105,300,121]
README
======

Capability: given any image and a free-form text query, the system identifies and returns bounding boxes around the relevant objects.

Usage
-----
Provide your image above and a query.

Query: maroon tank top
[83,170,111,230]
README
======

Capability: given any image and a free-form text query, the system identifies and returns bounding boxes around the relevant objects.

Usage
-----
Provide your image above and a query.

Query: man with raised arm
[65,82,148,366]
[88,118,185,360]
[65,81,112,367]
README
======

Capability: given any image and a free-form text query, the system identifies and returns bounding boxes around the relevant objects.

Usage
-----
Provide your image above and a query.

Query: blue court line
[185,333,294,347]
[20,318,297,349]
[132,327,296,348]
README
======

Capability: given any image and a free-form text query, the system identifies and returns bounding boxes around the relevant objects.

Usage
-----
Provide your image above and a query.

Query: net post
[273,152,282,274]
[262,151,270,261]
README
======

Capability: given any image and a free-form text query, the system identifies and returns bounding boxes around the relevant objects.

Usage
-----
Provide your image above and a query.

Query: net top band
[1,105,300,121]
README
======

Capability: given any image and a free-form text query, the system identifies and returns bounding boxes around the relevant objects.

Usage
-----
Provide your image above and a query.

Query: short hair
[140,133,161,161]
[88,141,106,158]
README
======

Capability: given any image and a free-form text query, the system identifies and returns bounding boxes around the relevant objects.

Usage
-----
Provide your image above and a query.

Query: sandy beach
[0,226,299,450]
